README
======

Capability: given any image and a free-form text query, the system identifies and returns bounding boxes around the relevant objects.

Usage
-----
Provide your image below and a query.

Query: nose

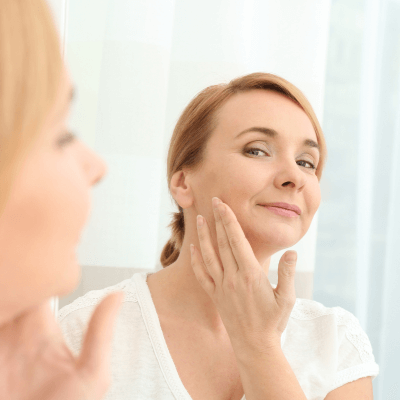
[80,143,108,186]
[273,159,306,191]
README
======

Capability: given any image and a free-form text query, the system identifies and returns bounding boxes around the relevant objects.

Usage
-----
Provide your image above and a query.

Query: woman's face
[187,89,321,257]
[0,66,107,320]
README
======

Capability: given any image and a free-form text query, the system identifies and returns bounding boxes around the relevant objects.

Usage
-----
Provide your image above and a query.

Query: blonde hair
[160,72,328,267]
[0,0,63,217]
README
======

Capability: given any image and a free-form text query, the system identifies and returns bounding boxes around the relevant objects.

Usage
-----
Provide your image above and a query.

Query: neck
[151,228,272,335]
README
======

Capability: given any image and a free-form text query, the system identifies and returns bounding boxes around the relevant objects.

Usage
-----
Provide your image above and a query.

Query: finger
[212,197,238,277]
[77,291,124,388]
[196,214,223,284]
[190,243,216,296]
[274,251,297,307]
[216,201,259,274]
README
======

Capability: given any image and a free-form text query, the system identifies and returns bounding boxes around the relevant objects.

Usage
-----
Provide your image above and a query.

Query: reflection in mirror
[54,0,400,398]
[58,11,378,392]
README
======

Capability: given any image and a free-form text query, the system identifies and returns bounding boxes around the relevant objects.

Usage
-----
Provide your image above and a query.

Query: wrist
[230,332,282,362]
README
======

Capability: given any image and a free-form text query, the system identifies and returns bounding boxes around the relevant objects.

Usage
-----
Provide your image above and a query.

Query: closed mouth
[259,202,301,215]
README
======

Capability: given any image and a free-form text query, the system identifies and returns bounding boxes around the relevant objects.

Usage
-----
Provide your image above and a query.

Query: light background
[50,0,330,273]
[47,1,400,398]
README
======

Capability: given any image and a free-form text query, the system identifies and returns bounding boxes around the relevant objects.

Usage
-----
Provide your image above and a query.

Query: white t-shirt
[58,272,379,400]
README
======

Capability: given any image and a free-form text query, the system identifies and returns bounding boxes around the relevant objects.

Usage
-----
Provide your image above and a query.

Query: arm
[234,344,307,400]
[324,377,373,400]
[233,339,374,400]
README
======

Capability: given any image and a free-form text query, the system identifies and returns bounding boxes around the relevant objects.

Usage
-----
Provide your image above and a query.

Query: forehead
[212,89,317,144]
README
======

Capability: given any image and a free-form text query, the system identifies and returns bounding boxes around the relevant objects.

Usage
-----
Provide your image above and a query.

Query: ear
[170,170,194,210]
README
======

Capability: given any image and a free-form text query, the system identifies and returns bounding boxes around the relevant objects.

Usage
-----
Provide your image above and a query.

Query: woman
[0,1,123,399]
[59,73,379,399]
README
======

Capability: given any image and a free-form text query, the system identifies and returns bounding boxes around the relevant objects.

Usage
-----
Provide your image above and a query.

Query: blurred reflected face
[0,67,107,319]
[188,89,321,256]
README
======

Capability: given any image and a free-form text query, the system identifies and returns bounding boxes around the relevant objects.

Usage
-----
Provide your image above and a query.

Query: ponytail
[160,208,185,267]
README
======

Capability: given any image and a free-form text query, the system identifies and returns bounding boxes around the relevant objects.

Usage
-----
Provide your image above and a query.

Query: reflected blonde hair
[0,0,63,217]
[160,72,328,268]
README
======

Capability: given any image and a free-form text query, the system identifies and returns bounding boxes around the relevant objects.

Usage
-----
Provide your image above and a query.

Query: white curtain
[313,0,400,398]
[47,0,400,399]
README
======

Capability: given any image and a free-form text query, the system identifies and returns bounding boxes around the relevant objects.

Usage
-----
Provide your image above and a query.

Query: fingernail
[285,251,297,265]
[197,215,204,227]
[190,244,194,256]
[218,203,226,215]
[212,197,220,209]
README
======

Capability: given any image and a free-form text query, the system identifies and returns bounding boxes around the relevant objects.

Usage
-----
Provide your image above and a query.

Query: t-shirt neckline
[134,271,193,399]
[134,270,287,400]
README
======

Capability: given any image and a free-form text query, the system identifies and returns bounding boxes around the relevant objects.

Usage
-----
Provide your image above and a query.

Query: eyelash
[245,147,316,170]
[58,131,77,146]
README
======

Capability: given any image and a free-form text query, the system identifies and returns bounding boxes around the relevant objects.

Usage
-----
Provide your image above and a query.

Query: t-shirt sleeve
[328,307,379,393]
[57,278,134,356]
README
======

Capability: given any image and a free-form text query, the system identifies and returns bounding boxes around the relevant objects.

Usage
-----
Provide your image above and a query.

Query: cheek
[193,159,253,225]
[212,155,266,198]
[0,154,89,303]
[304,180,321,220]
[21,152,90,263]
[47,156,90,245]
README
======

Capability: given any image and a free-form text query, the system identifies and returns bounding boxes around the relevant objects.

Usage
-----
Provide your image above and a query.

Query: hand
[0,291,123,400]
[190,197,297,353]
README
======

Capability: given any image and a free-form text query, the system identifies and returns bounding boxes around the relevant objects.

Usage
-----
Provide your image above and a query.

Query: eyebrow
[235,126,320,152]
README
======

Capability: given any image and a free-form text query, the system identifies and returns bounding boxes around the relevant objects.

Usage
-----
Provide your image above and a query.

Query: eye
[297,160,316,170]
[245,147,269,157]
[58,131,77,146]
[245,146,317,170]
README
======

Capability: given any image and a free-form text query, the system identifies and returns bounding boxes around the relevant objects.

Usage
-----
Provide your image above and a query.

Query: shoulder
[291,298,361,329]
[290,298,375,363]
[288,298,379,393]
[291,297,355,323]
[57,274,143,354]
[58,275,139,323]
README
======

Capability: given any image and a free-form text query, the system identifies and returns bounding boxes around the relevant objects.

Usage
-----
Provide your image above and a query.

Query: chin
[244,222,302,251]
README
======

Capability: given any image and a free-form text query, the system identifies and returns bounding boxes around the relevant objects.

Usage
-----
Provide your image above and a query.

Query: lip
[259,202,302,215]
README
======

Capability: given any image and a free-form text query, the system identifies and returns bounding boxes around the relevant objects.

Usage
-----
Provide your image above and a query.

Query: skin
[147,89,373,398]
[0,67,123,399]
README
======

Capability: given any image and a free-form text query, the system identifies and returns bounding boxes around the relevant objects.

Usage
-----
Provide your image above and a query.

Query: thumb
[275,250,297,306]
[77,291,124,390]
